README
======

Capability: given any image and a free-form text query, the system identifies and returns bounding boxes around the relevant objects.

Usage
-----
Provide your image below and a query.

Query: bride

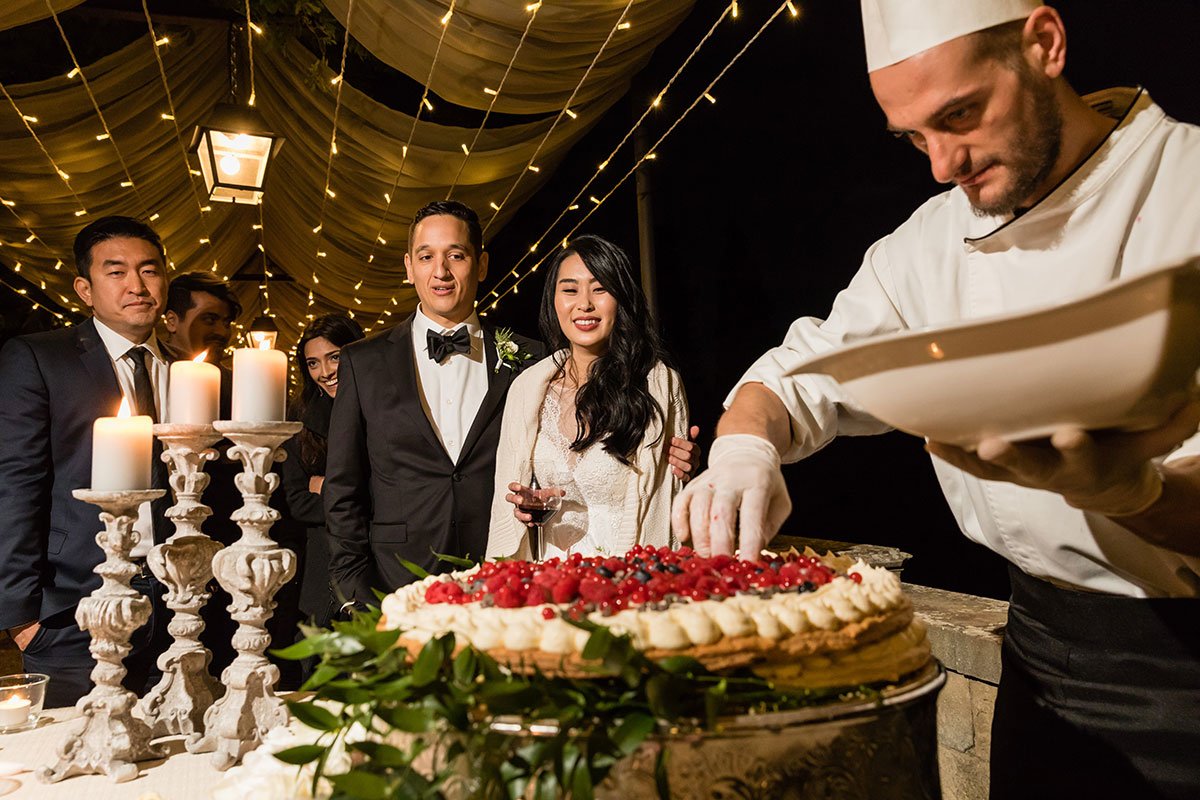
[486,235,690,560]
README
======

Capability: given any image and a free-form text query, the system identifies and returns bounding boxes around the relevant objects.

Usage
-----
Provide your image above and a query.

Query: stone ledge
[904,583,1007,684]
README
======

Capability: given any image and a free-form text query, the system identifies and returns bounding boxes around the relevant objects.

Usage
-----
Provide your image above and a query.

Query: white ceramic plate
[788,257,1200,446]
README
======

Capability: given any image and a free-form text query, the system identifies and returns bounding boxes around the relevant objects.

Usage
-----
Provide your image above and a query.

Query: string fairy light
[242,0,258,106]
[481,0,637,237]
[0,196,54,259]
[311,0,355,265]
[443,0,543,200]
[0,81,89,217]
[0,263,75,324]
[0,98,87,309]
[257,202,271,317]
[140,0,217,268]
[483,1,795,314]
[350,0,458,316]
[44,5,155,221]
[479,1,739,306]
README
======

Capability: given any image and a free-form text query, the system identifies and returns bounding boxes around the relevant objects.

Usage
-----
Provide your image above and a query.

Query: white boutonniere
[493,327,533,373]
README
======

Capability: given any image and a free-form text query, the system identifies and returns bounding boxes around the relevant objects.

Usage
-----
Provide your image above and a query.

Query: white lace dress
[531,384,627,558]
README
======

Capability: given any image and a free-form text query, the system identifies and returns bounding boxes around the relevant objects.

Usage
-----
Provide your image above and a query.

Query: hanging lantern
[248,315,279,349]
[190,104,283,204]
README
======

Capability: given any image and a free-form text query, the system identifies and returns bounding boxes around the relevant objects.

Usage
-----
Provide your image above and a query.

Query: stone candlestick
[133,424,225,738]
[38,489,167,784]
[186,420,301,770]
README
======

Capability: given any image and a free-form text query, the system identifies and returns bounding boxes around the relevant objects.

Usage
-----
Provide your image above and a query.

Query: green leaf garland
[275,605,878,798]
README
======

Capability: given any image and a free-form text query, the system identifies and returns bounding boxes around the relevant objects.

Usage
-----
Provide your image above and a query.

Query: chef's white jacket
[733,88,1200,598]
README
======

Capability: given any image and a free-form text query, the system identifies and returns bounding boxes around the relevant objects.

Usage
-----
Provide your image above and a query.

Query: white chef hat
[862,0,1042,72]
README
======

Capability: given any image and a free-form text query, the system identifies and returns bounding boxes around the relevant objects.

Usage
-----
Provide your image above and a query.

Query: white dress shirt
[93,317,169,559]
[731,88,1200,598]
[411,306,488,464]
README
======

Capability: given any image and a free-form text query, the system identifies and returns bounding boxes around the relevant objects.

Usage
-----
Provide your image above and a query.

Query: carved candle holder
[133,424,225,739]
[38,489,168,784]
[186,420,301,770]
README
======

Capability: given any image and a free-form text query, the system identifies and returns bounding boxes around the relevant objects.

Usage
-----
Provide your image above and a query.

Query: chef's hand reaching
[926,399,1200,517]
[671,434,792,558]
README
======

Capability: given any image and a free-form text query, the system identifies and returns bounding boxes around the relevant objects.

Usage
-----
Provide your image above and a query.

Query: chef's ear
[1023,6,1066,80]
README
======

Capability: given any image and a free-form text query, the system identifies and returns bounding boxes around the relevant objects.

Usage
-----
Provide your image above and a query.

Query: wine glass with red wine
[520,475,562,559]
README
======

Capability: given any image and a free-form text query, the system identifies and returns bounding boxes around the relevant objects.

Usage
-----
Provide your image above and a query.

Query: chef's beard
[970,69,1063,218]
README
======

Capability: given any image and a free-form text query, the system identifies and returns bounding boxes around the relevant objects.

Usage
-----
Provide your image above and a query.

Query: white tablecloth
[0,707,233,799]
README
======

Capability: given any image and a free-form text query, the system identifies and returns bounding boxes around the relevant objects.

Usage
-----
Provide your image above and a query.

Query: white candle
[232,343,288,421]
[92,397,153,490]
[168,351,221,424]
[0,696,31,727]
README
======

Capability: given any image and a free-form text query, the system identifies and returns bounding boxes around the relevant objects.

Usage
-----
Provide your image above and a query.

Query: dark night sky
[483,0,1200,599]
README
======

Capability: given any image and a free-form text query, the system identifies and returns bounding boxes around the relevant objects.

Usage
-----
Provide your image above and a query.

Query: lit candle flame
[193,350,209,363]
[117,396,132,418]
[258,338,272,351]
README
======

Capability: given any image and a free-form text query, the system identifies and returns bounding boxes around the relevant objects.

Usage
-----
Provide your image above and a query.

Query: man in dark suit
[158,270,242,548]
[160,269,241,367]
[324,201,545,603]
[0,216,172,707]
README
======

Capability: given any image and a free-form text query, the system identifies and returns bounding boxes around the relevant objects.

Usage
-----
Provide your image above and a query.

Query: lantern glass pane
[197,131,217,194]
[200,130,273,204]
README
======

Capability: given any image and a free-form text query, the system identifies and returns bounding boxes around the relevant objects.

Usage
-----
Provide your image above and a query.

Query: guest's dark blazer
[280,391,338,624]
[323,315,543,604]
[0,318,172,630]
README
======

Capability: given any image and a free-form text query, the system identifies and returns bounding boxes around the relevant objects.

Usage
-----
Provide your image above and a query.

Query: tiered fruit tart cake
[380,545,930,688]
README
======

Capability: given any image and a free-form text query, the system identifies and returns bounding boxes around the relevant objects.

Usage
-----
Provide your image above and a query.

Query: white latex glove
[671,433,792,559]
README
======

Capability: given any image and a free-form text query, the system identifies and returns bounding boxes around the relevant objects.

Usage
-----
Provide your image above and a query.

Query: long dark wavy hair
[538,235,669,465]
[291,313,364,473]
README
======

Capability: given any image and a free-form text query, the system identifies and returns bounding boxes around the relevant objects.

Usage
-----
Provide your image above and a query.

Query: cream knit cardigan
[486,352,688,559]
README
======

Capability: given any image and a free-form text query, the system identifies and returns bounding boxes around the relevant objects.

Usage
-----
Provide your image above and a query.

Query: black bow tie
[427,326,471,363]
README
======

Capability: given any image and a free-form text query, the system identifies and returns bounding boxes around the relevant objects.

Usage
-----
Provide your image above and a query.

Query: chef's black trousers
[990,565,1200,799]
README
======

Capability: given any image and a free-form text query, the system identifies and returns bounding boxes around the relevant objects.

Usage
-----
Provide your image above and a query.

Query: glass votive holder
[0,674,49,733]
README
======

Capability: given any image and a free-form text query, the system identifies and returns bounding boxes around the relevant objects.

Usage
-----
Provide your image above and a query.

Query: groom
[323,200,521,604]
[325,201,696,604]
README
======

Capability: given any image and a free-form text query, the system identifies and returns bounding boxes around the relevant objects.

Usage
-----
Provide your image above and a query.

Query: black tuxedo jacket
[0,318,173,629]
[323,315,543,603]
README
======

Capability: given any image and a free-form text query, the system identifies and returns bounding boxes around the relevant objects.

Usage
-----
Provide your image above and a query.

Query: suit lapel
[388,317,453,461]
[458,324,516,464]
[76,318,123,415]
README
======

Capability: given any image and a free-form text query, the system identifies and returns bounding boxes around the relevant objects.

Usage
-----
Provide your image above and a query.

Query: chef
[673,2,1200,796]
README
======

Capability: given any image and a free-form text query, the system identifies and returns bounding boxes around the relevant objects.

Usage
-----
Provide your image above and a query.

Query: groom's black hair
[410,200,484,257]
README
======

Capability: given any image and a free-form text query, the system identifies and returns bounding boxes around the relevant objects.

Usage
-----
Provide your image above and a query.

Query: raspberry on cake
[380,546,930,689]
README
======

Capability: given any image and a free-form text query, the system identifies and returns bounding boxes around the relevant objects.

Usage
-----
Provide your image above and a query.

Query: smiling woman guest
[486,235,691,560]
[280,314,364,631]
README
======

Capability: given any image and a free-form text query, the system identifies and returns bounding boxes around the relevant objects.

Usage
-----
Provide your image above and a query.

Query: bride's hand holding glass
[505,482,564,527]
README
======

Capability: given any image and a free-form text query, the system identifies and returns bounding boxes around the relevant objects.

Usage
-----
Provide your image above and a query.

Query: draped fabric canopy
[0,0,694,357]
[0,0,86,32]
[323,0,694,114]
